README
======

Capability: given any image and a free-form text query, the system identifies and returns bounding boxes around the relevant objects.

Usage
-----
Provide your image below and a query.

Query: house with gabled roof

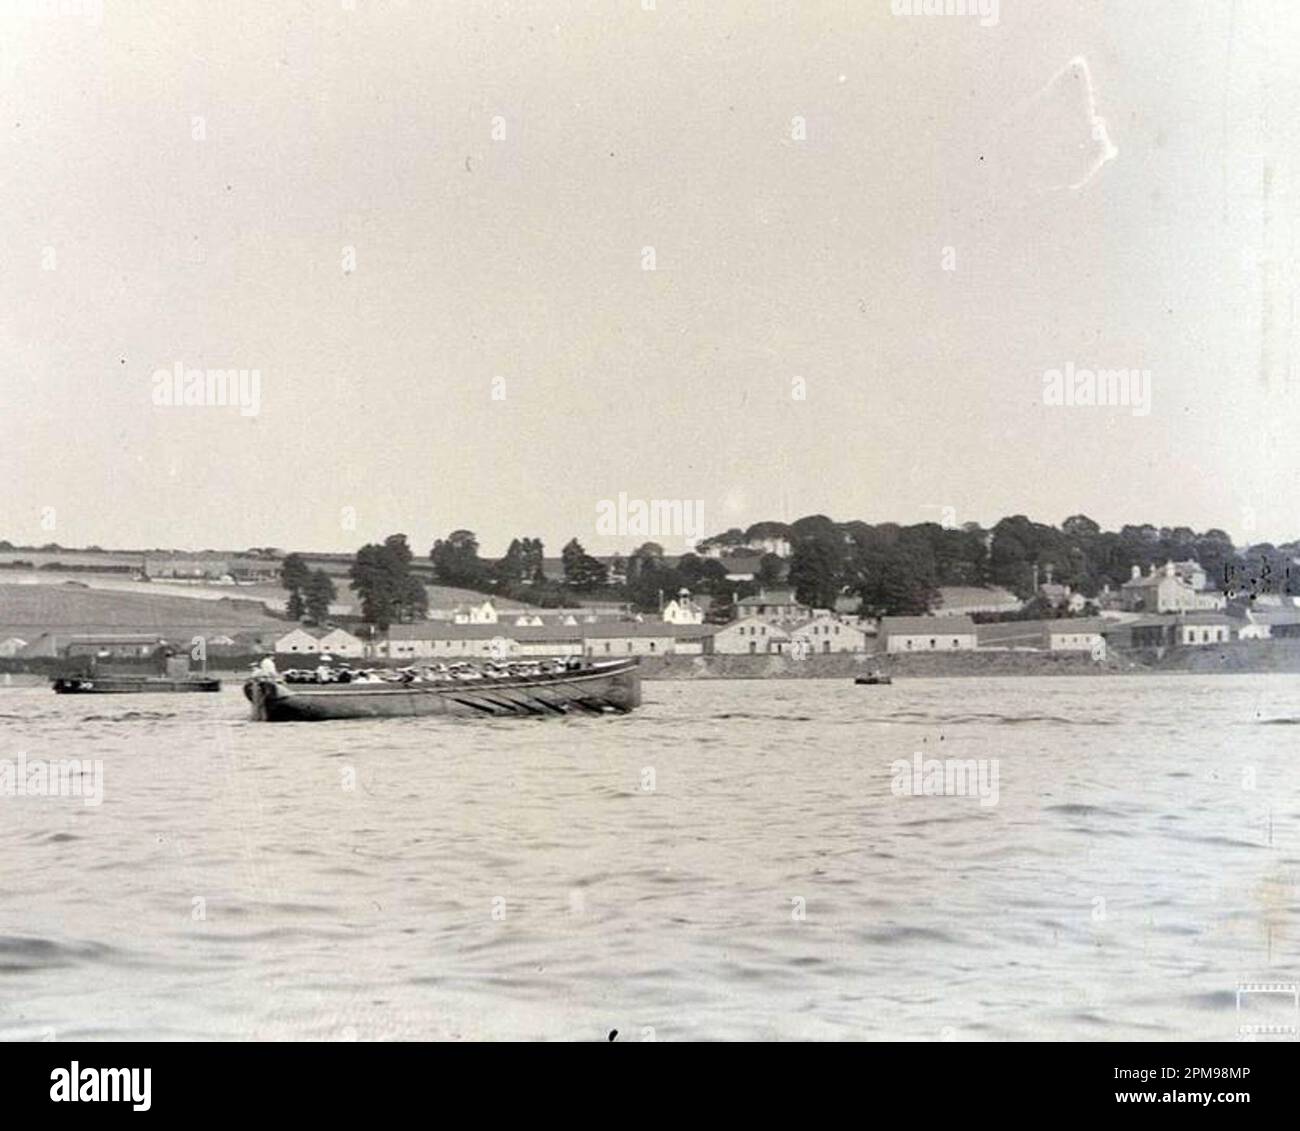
[712,616,790,655]
[734,588,808,624]
[880,616,977,653]
[788,614,868,654]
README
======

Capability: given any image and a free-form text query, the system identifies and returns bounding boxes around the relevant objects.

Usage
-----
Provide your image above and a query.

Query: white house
[1122,562,1225,613]
[788,615,868,654]
[1236,611,1272,641]
[1046,619,1108,658]
[880,616,978,653]
[317,626,366,657]
[1176,614,1232,646]
[275,627,322,654]
[452,600,498,625]
[382,624,506,659]
[580,622,711,658]
[662,589,705,625]
[0,636,28,657]
[713,616,791,655]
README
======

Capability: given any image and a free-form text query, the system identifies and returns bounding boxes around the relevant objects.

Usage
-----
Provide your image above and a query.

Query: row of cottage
[261,568,1300,662]
[265,610,1300,663]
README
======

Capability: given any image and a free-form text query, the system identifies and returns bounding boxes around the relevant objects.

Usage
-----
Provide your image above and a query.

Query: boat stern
[243,676,284,721]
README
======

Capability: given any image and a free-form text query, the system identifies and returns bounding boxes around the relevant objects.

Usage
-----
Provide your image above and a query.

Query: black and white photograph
[1,0,1297,1110]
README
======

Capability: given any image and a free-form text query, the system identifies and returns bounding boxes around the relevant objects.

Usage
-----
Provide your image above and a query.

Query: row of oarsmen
[270,657,586,684]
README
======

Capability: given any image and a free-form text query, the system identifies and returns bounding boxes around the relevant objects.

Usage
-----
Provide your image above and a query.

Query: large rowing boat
[243,659,642,721]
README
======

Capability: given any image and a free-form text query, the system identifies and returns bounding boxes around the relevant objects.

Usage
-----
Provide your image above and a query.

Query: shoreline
[8,640,1300,684]
[635,641,1300,679]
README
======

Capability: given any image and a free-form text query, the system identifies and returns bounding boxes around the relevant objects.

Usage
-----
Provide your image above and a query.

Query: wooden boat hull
[243,661,642,721]
[53,677,222,694]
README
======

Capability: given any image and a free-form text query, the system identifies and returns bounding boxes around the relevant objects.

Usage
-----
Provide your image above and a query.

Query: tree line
[272,515,1299,629]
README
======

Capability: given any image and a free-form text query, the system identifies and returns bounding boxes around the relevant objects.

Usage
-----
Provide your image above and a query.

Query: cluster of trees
[347,535,428,629]
[330,514,1300,629]
[772,513,1300,615]
[279,553,338,624]
[429,530,569,606]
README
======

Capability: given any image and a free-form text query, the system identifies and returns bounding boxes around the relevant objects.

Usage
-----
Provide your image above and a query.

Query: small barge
[49,635,221,694]
[53,675,221,694]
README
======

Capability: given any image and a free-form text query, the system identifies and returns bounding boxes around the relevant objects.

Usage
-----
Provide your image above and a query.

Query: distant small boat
[854,672,892,686]
[49,637,219,694]
[53,676,222,694]
[244,659,641,721]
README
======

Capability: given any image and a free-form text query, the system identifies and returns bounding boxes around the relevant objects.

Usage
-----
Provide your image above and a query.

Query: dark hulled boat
[244,659,642,721]
[49,636,221,694]
[854,672,892,685]
[53,675,222,694]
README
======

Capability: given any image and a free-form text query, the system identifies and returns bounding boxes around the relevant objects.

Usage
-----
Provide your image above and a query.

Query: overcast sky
[1,0,1296,556]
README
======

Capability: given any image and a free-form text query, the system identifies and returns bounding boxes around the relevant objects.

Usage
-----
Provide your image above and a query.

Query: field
[0,582,284,639]
[0,570,556,642]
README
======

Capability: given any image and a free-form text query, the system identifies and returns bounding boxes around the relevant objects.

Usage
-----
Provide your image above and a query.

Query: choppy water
[1,674,1297,1041]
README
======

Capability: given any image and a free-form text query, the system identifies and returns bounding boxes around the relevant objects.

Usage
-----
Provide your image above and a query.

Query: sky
[1,0,1297,558]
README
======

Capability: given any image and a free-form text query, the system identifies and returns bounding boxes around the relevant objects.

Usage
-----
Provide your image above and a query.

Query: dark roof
[1250,607,1300,626]
[576,622,713,639]
[1121,573,1164,588]
[388,623,509,641]
[881,616,977,635]
[1046,618,1110,634]
[1128,612,1234,628]
[976,621,1050,646]
[43,632,165,644]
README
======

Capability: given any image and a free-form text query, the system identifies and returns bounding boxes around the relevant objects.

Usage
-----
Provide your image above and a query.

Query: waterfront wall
[637,650,1122,679]
[638,640,1300,679]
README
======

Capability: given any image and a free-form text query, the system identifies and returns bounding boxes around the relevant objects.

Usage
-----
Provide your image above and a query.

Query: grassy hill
[0,583,284,638]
